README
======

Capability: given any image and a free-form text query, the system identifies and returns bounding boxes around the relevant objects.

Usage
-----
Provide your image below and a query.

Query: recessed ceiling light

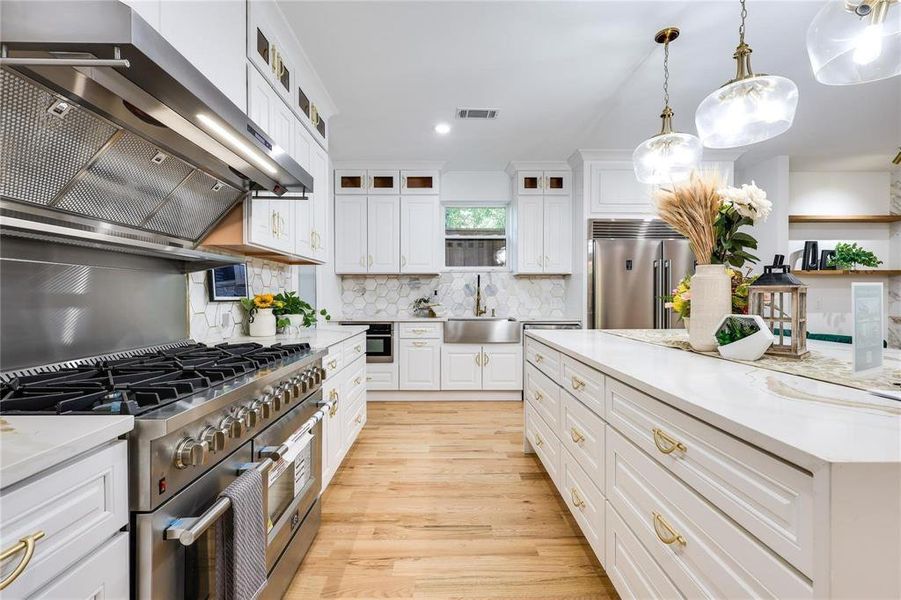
[434,122,451,135]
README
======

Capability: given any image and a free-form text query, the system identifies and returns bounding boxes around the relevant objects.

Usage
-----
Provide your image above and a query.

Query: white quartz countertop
[223,325,369,350]
[526,330,901,468]
[0,415,134,489]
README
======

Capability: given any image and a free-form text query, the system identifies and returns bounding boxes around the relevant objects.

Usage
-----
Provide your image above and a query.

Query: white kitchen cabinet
[516,170,570,195]
[158,0,247,112]
[441,344,522,390]
[29,532,129,600]
[292,117,314,172]
[366,170,400,195]
[266,199,294,254]
[309,144,329,262]
[515,194,572,275]
[400,196,441,273]
[247,0,293,102]
[335,169,367,194]
[248,197,273,249]
[542,196,572,273]
[247,64,273,136]
[516,196,544,274]
[440,344,483,390]
[334,196,368,273]
[401,170,440,195]
[367,196,400,273]
[293,195,313,257]
[399,339,441,390]
[589,163,654,216]
[481,344,523,390]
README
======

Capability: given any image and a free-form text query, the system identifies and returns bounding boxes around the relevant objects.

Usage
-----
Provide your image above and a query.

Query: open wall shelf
[788,215,901,224]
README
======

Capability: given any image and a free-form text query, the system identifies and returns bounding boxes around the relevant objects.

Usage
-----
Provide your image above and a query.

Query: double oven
[134,385,323,599]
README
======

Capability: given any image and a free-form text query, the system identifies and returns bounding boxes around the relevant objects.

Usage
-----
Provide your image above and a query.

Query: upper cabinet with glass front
[516,170,571,196]
[336,169,442,195]
[401,170,440,195]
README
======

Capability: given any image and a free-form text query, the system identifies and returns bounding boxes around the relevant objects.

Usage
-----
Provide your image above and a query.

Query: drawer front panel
[561,391,606,493]
[525,338,561,380]
[606,430,812,599]
[525,403,561,488]
[561,448,606,566]
[606,506,682,600]
[323,343,344,378]
[0,441,128,598]
[343,356,366,400]
[524,363,561,430]
[561,355,604,416]
[29,532,129,600]
[398,322,443,339]
[606,379,813,576]
[342,334,367,364]
[366,369,397,390]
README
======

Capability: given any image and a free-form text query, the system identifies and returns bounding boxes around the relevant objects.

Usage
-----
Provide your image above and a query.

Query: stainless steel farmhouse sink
[444,317,521,344]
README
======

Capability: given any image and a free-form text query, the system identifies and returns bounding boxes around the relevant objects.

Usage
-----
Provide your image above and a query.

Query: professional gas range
[0,340,330,599]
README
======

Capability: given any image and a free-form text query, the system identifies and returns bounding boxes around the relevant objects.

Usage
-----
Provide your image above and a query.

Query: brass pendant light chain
[731,0,755,82]
[738,0,748,46]
[652,26,679,135]
[663,39,671,109]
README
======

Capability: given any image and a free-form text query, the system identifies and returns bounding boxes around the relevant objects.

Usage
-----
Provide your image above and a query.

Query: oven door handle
[164,459,273,546]
[257,442,291,461]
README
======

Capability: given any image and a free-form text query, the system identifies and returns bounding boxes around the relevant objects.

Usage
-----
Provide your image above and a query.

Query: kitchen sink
[444,317,521,344]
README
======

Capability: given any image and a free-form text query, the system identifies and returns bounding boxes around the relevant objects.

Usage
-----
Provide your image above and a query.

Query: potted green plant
[714,314,773,361]
[827,242,883,270]
[272,291,331,330]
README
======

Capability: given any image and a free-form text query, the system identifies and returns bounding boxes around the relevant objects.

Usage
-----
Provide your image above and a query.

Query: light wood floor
[284,401,619,600]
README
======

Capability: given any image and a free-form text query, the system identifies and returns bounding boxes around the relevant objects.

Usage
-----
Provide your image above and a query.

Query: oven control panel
[144,361,325,511]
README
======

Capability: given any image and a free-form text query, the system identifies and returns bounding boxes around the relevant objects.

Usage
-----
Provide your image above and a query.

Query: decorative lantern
[749,262,809,358]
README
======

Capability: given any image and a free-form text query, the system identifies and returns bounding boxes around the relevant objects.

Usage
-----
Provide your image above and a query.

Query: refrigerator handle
[653,259,661,329]
[663,259,672,328]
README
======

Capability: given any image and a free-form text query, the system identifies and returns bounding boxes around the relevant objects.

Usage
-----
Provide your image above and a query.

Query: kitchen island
[523,329,901,600]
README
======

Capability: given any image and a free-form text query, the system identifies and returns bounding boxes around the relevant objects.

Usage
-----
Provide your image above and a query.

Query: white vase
[286,314,306,328]
[248,308,276,337]
[688,264,731,351]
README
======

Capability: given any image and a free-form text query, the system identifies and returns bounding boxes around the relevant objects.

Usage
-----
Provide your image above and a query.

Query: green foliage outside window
[445,207,506,234]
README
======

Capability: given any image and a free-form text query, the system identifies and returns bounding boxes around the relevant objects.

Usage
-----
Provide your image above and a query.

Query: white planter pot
[688,264,731,352]
[248,308,276,337]
[716,315,774,361]
[285,314,306,328]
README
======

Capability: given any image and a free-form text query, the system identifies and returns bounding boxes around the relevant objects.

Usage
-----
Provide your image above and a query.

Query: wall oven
[344,322,394,363]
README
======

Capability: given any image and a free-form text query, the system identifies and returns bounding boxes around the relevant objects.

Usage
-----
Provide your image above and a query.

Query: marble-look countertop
[0,415,134,489]
[526,329,901,468]
[337,317,582,324]
[222,325,369,350]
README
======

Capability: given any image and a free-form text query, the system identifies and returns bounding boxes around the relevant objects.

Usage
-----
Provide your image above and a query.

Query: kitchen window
[444,206,508,269]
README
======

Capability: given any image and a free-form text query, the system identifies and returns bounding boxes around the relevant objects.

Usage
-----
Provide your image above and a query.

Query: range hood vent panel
[0,69,118,205]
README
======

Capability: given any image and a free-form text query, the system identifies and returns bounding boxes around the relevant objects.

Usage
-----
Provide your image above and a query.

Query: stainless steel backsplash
[0,238,187,371]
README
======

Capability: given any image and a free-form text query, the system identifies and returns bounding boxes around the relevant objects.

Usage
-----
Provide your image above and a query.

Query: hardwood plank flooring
[284,401,619,600]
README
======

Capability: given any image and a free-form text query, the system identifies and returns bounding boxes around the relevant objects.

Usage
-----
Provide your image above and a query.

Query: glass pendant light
[633,27,703,185]
[695,0,799,148]
[807,0,901,85]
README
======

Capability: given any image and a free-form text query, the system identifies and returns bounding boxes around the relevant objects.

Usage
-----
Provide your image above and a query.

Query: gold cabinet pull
[401,255,407,267]
[368,255,373,267]
[359,256,366,267]
[366,376,373,381]
[355,414,362,424]
[354,344,363,353]
[353,376,362,385]
[533,433,543,447]
[570,487,585,509]
[411,328,430,334]
[482,352,489,365]
[412,341,427,347]
[533,390,543,402]
[571,376,586,391]
[534,353,543,363]
[329,397,339,417]
[0,531,45,591]
[652,512,687,546]
[570,427,586,445]
[328,359,338,370]
[329,388,338,401]
[652,427,687,455]
[475,352,482,367]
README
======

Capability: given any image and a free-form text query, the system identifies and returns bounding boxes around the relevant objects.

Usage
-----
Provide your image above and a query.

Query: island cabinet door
[399,339,441,390]
[481,344,523,390]
[440,344,482,390]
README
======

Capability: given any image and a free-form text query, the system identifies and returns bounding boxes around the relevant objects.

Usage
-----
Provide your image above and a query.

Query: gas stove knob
[175,437,207,469]
[290,376,304,397]
[279,382,293,404]
[201,426,227,453]
[246,404,262,428]
[248,400,265,423]
[220,415,244,438]
[310,367,323,385]
[259,394,274,418]
[235,407,252,429]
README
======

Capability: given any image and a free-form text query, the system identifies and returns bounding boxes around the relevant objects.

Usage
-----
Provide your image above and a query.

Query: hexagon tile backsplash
[339,272,567,320]
[189,258,290,343]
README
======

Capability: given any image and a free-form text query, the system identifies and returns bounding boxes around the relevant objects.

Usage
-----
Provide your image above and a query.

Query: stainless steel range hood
[0,0,314,267]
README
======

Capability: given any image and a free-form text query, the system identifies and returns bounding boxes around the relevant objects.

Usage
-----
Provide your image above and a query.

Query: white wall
[440,171,511,204]
[791,171,891,216]
[735,155,790,273]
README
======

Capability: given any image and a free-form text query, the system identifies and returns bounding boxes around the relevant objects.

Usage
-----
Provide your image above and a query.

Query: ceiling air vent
[456,107,499,120]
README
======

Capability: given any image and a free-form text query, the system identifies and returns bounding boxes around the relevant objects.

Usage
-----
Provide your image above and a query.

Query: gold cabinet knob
[571,376,586,391]
[652,512,687,546]
[570,487,585,509]
[652,427,687,455]
[534,353,543,363]
[534,434,543,447]
[570,427,586,445]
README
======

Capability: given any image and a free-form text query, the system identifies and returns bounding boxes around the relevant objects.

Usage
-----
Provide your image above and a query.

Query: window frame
[442,203,510,272]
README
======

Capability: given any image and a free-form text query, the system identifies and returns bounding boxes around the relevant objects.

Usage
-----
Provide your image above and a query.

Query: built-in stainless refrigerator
[588,220,696,330]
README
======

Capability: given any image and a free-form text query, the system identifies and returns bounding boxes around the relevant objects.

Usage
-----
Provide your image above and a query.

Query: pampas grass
[655,172,722,265]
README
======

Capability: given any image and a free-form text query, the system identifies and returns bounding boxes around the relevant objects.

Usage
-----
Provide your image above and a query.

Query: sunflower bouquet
[240,293,285,322]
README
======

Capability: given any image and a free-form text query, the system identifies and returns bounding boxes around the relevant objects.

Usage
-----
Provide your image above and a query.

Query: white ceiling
[280,1,901,171]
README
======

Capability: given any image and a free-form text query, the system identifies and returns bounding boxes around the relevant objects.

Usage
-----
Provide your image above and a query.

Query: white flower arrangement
[718,181,772,224]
